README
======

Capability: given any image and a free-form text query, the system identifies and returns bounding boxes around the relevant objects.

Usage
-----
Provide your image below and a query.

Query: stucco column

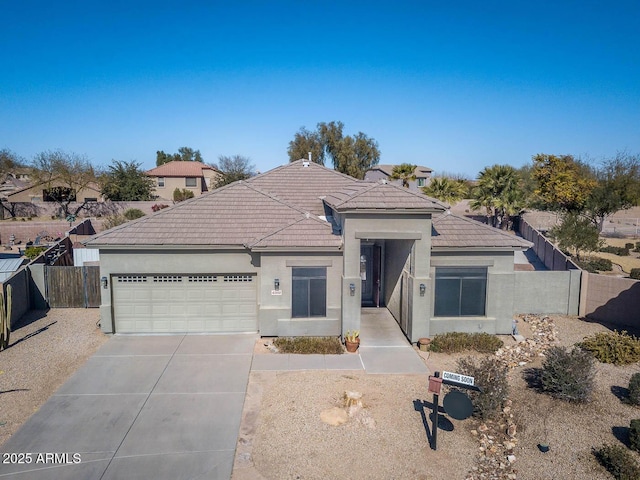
[342,226,361,336]
[409,218,433,342]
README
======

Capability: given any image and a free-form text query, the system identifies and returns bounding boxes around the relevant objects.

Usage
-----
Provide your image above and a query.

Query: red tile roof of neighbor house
[146,161,217,177]
[86,160,530,250]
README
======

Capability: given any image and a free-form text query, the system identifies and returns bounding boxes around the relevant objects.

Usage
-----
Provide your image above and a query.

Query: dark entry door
[360,244,381,307]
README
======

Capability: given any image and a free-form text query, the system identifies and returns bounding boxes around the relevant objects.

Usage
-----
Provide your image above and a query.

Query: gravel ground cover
[235,315,640,480]
[0,308,108,447]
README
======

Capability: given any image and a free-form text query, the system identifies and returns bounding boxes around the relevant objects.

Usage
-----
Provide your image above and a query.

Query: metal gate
[44,266,100,308]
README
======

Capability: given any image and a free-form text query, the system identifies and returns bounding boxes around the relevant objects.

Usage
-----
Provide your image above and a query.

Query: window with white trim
[157,177,165,187]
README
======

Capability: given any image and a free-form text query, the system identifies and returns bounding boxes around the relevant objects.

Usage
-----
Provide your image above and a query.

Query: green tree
[173,188,195,202]
[422,177,468,204]
[0,149,28,218]
[389,163,417,188]
[287,121,380,179]
[549,212,602,261]
[100,160,155,201]
[532,154,596,213]
[30,150,98,217]
[156,147,203,166]
[287,127,324,165]
[470,165,523,229]
[583,152,640,231]
[213,155,256,188]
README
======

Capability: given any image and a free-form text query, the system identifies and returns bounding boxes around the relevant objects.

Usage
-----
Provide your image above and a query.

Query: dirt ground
[235,316,640,480]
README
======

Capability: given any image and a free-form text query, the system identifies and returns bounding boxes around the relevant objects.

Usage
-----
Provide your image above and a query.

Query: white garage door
[112,274,257,333]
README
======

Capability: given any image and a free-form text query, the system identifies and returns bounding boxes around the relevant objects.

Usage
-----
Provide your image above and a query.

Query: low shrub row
[575,258,613,273]
[428,332,503,354]
[272,336,344,354]
[600,245,631,256]
[594,443,640,480]
[630,268,640,280]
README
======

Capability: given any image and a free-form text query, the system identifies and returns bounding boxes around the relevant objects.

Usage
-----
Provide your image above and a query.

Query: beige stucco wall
[9,183,103,203]
[258,251,343,336]
[428,250,516,337]
[152,176,205,200]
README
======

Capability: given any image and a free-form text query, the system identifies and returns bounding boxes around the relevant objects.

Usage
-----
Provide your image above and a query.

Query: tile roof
[370,164,433,176]
[246,160,358,215]
[86,182,308,247]
[146,161,216,177]
[250,215,341,249]
[431,212,533,250]
[323,182,447,212]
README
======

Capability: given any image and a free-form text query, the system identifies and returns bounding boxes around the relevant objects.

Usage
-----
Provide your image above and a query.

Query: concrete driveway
[0,334,255,480]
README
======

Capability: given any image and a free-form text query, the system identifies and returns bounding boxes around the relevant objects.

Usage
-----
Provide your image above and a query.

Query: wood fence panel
[84,266,101,308]
[45,266,100,308]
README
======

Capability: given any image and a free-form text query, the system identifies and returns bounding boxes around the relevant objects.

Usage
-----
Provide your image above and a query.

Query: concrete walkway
[252,308,428,374]
[0,334,255,480]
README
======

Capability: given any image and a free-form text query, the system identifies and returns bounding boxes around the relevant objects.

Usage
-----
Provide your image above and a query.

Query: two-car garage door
[112,274,257,333]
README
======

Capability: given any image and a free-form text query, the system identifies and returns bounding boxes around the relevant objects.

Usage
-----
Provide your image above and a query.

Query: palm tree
[470,165,522,229]
[389,163,417,188]
[422,177,468,204]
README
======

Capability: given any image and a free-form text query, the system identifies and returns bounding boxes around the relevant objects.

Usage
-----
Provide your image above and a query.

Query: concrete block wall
[580,273,640,328]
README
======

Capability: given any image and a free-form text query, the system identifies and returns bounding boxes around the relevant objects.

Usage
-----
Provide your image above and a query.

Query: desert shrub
[123,208,145,220]
[24,246,46,260]
[457,356,509,419]
[272,337,343,354]
[578,331,640,365]
[600,245,630,256]
[593,443,640,480]
[634,242,640,253]
[629,374,640,406]
[540,346,595,403]
[173,188,195,202]
[625,243,634,250]
[630,420,640,452]
[575,258,613,273]
[102,214,127,230]
[429,332,503,354]
[630,269,640,280]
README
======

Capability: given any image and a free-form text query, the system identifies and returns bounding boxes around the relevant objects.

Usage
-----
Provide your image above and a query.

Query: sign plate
[442,371,474,386]
[271,290,282,296]
[443,390,474,420]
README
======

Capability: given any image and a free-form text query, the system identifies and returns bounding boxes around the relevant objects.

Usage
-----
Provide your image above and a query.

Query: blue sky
[2,1,639,177]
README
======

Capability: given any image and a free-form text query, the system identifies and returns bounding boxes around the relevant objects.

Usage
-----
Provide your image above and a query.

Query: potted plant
[344,330,360,353]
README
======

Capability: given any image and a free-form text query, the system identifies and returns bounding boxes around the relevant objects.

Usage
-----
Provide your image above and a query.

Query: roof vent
[303,161,310,167]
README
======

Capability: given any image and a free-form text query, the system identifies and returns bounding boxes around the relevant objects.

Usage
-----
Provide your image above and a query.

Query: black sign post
[427,370,482,450]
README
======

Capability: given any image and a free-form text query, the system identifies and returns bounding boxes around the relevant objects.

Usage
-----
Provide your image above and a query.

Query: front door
[360,244,381,307]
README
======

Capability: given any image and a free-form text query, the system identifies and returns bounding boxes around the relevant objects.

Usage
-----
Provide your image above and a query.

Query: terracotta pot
[345,339,360,353]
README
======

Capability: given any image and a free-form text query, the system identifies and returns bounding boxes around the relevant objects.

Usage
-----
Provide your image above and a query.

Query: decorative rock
[320,407,348,426]
[507,424,517,437]
[478,423,489,432]
[504,441,516,451]
[507,455,516,464]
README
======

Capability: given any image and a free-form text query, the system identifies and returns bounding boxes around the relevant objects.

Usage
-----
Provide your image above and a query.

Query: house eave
[334,208,445,215]
[249,246,343,252]
[84,243,248,250]
[431,246,530,253]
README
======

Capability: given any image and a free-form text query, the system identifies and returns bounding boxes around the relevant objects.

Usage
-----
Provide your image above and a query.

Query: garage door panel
[113,274,257,333]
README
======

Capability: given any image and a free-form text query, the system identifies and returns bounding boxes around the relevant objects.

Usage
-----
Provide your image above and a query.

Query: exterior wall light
[101,276,108,289]
[349,283,356,296]
[420,283,426,296]
[274,278,280,291]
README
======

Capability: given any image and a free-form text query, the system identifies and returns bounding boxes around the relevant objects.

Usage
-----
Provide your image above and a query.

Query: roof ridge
[241,181,310,215]
[248,214,333,248]
[380,181,448,209]
[247,159,361,185]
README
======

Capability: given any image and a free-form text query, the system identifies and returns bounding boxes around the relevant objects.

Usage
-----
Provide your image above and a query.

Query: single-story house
[364,164,434,190]
[146,161,222,200]
[86,160,531,342]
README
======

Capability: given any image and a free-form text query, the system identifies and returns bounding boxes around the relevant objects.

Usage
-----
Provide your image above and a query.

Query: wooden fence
[44,265,100,308]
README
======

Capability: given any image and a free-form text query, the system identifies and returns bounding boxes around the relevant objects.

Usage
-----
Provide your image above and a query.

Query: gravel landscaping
[0,308,108,447]
[234,315,640,480]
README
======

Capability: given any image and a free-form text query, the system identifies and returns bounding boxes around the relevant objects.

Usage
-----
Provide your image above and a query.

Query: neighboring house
[146,161,221,200]
[86,160,531,342]
[6,180,103,203]
[364,164,433,190]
